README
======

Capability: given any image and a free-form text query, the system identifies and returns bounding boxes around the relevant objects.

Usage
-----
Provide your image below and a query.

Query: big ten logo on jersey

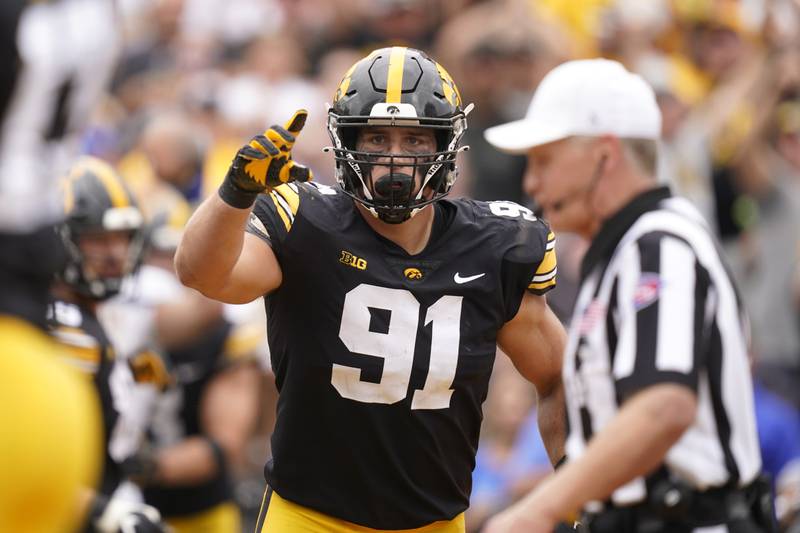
[489,201,537,221]
[340,250,367,270]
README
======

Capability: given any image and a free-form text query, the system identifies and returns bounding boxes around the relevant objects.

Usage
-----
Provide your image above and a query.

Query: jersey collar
[580,185,672,281]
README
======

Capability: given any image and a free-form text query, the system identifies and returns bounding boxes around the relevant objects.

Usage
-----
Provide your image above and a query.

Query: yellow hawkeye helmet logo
[404,267,423,281]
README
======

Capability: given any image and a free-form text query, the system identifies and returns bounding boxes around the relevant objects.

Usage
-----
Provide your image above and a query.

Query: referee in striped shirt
[483,59,774,533]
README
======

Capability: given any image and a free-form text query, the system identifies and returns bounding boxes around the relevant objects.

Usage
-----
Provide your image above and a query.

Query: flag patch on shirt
[634,273,662,310]
[579,299,606,334]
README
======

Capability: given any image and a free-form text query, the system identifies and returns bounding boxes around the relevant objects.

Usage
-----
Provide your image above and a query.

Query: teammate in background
[112,202,262,533]
[176,46,567,532]
[0,1,118,530]
[484,59,769,533]
[49,157,167,533]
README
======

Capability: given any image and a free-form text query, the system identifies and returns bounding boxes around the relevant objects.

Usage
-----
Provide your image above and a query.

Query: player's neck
[357,204,435,256]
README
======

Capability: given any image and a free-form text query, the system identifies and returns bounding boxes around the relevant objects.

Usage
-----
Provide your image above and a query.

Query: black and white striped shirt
[563,186,761,507]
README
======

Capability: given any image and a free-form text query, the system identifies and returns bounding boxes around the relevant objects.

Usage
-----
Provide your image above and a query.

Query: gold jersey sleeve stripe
[59,343,103,367]
[531,266,557,283]
[269,192,292,232]
[535,247,557,275]
[529,277,557,291]
[546,231,556,250]
[52,326,99,349]
[273,184,300,216]
[386,46,407,103]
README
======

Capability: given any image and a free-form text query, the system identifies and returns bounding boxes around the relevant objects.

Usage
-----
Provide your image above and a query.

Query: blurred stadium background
[3,0,800,531]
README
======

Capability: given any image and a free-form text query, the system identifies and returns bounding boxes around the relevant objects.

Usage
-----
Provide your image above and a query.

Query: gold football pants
[255,487,465,533]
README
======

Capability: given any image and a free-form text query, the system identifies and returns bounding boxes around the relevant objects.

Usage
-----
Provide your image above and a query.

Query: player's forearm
[537,380,567,467]
[153,436,219,486]
[155,291,223,349]
[175,194,250,293]
[526,384,697,520]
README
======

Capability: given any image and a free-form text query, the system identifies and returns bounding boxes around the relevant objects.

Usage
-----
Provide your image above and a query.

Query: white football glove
[92,496,167,533]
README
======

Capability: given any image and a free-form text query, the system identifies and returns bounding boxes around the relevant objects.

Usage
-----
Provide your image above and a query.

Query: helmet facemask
[327,109,468,224]
[60,206,145,301]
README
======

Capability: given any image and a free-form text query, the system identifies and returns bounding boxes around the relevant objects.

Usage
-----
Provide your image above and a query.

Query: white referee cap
[484,58,662,154]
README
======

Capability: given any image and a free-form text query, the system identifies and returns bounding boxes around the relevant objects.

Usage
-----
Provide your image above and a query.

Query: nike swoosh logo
[454,272,485,284]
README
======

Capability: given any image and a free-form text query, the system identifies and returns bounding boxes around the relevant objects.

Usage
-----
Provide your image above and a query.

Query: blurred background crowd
[4,0,800,531]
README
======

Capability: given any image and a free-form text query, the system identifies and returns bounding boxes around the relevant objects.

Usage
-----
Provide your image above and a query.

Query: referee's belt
[581,481,759,531]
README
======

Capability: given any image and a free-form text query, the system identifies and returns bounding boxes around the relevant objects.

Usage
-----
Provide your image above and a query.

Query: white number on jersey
[488,201,537,221]
[333,284,463,410]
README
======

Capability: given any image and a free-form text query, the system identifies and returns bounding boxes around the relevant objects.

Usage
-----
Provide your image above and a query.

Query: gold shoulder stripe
[52,326,99,349]
[273,184,300,216]
[386,47,407,103]
[269,192,292,232]
[529,278,557,291]
[59,343,102,367]
[535,247,557,275]
[531,266,557,283]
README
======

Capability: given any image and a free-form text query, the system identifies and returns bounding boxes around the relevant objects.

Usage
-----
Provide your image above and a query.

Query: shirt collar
[579,185,672,281]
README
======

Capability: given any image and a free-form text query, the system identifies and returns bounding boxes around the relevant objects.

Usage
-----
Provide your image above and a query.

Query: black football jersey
[47,298,122,496]
[144,319,246,517]
[246,183,556,529]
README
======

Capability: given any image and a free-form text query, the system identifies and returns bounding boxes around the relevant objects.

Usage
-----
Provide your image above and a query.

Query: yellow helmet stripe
[83,158,130,208]
[385,46,407,103]
[61,177,76,214]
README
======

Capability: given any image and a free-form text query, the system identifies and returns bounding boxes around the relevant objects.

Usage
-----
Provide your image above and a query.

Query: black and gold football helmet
[59,157,144,300]
[327,47,470,224]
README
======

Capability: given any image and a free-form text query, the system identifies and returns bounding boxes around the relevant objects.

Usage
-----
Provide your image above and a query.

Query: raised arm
[175,195,280,303]
[175,110,312,304]
[497,292,567,467]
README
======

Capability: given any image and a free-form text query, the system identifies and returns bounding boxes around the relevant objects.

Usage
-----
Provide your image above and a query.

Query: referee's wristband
[218,179,259,209]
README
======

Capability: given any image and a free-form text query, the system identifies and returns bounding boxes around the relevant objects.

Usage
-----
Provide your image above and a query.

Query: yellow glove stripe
[386,46,407,103]
[283,110,308,134]
[278,162,292,183]
[243,158,269,186]
[266,129,293,152]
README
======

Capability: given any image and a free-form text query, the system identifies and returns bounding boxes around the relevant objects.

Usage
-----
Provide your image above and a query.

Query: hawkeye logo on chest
[403,267,423,281]
[340,250,367,271]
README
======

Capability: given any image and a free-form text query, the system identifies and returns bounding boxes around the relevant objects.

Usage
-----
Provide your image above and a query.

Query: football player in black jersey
[49,157,168,533]
[176,47,567,532]
[0,2,117,529]
[116,207,262,533]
